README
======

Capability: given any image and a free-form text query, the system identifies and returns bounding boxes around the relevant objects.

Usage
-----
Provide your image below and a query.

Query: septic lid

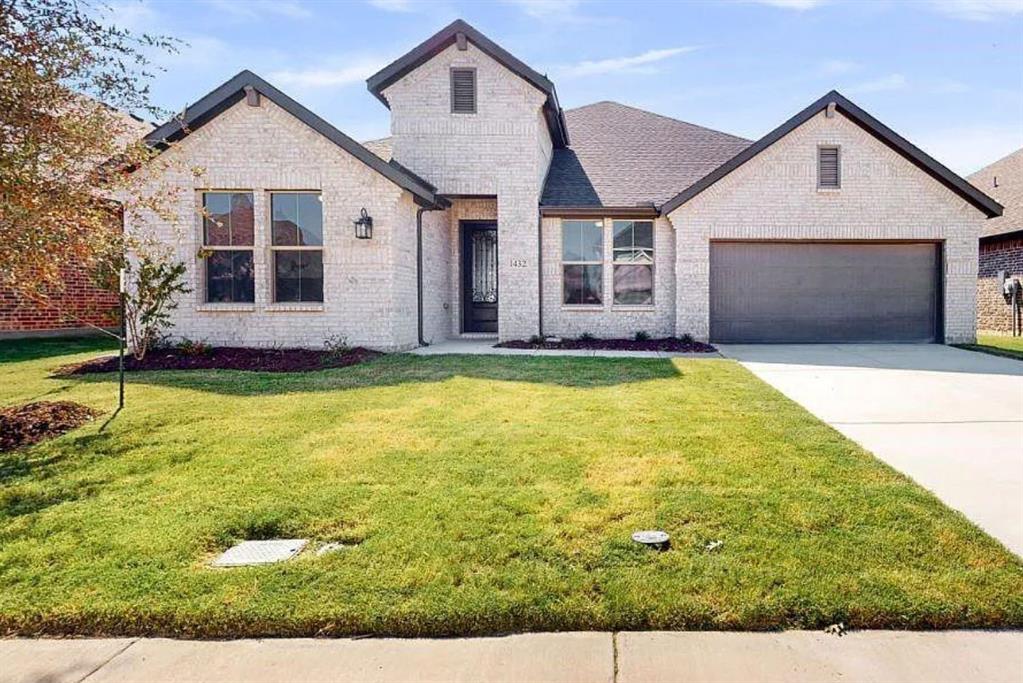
[632,530,670,545]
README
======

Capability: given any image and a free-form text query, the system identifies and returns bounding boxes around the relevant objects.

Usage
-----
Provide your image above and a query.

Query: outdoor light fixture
[353,208,373,239]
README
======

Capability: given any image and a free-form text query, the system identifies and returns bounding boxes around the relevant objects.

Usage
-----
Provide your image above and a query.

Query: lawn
[956,334,1023,361]
[1,337,1021,637]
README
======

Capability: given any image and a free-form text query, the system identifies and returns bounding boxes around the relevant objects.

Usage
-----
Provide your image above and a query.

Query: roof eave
[658,90,1004,219]
[143,71,445,209]
[366,19,568,148]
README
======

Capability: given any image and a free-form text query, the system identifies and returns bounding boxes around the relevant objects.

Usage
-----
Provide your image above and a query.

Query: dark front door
[462,222,498,333]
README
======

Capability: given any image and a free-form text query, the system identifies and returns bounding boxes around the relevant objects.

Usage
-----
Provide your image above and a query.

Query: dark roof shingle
[969,148,1023,238]
[541,101,751,209]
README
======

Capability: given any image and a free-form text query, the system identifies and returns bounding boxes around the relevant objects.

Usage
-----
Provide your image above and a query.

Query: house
[1,108,153,339]
[131,19,1001,351]
[969,148,1022,335]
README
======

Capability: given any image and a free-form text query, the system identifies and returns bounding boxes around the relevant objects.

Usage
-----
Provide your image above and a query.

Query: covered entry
[709,241,942,343]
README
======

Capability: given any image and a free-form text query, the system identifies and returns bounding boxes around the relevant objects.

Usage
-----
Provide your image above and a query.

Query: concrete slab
[85,633,613,683]
[719,344,1023,555]
[616,631,1023,683]
[0,638,136,683]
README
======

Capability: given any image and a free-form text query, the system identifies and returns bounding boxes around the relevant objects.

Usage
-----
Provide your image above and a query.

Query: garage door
[709,242,941,343]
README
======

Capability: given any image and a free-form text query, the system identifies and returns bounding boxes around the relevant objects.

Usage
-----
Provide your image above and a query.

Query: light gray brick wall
[669,110,984,344]
[540,216,676,339]
[384,42,551,340]
[129,97,422,351]
[420,205,452,344]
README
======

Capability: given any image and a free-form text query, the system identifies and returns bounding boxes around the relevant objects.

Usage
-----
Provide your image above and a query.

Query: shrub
[634,331,650,342]
[124,252,191,361]
[528,334,545,346]
[176,338,211,356]
[578,332,596,342]
[679,333,695,344]
[323,334,351,358]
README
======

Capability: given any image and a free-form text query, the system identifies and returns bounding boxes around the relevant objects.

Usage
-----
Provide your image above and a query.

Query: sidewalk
[4,631,1021,683]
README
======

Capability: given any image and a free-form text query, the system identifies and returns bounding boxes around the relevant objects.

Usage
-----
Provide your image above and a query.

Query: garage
[709,241,942,343]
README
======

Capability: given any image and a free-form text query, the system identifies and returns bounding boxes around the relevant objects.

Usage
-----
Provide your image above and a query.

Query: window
[612,220,654,305]
[818,145,840,189]
[562,220,603,305]
[450,68,476,114]
[202,192,255,303]
[271,192,323,303]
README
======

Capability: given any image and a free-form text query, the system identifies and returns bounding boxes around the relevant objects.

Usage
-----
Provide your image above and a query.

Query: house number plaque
[510,259,528,268]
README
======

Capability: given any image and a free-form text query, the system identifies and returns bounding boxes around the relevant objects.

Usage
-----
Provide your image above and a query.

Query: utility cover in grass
[212,540,307,567]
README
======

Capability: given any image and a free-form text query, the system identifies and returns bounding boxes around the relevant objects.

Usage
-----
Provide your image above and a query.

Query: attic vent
[818,146,840,189]
[450,68,476,114]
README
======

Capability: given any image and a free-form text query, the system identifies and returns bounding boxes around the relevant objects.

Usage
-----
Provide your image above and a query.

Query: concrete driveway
[718,344,1023,556]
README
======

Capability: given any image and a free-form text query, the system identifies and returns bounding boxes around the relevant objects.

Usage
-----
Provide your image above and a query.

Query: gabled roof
[366,19,569,148]
[660,90,1003,218]
[540,101,750,211]
[969,147,1022,239]
[144,71,446,208]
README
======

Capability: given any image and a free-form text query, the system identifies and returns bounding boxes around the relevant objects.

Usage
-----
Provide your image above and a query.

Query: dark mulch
[59,346,382,375]
[0,401,102,452]
[496,337,717,353]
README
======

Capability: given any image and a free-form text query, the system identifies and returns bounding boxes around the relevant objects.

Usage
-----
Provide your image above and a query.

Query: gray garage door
[709,242,941,343]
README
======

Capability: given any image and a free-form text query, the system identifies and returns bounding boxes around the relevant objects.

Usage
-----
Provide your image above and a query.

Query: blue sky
[111,0,1023,174]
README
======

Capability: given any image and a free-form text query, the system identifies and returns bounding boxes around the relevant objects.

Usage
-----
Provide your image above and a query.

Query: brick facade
[0,267,118,336]
[977,237,1023,334]
[668,110,984,344]
[383,42,551,341]
[540,216,676,338]
[129,97,424,351]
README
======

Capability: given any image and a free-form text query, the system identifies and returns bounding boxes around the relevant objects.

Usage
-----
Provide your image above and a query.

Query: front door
[462,222,498,333]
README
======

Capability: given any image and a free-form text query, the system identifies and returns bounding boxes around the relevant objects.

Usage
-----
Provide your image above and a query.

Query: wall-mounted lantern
[353,208,373,240]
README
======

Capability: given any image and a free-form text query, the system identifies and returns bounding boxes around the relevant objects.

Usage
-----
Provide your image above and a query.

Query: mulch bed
[496,337,717,353]
[59,347,382,374]
[0,401,102,452]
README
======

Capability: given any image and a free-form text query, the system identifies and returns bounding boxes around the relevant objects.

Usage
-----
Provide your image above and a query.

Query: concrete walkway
[409,338,720,358]
[4,631,1021,683]
[719,344,1023,556]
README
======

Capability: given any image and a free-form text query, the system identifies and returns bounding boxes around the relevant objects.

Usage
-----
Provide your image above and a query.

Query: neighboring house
[0,107,153,339]
[969,148,1022,334]
[131,19,1001,351]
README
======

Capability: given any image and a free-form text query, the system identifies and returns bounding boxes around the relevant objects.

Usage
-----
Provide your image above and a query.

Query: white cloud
[367,0,415,11]
[915,124,1023,175]
[507,0,583,19]
[818,60,860,76]
[749,0,827,10]
[847,73,907,94]
[928,0,1023,21]
[204,0,313,20]
[269,57,390,88]
[107,1,161,32]
[560,47,698,77]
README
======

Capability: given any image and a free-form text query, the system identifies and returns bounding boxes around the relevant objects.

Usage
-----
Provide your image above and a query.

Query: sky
[108,0,1023,175]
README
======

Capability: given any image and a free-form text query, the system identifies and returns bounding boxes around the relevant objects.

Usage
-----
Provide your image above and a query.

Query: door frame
[460,220,499,334]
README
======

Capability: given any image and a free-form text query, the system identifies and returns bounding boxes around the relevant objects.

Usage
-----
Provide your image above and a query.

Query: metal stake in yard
[118,267,126,410]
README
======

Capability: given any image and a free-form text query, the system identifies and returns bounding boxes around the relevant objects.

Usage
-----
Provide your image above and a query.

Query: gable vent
[818,146,840,189]
[450,68,476,114]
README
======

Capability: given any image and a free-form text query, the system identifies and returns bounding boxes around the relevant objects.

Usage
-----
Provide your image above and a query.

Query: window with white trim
[202,192,255,303]
[562,219,603,305]
[612,220,654,305]
[270,192,324,303]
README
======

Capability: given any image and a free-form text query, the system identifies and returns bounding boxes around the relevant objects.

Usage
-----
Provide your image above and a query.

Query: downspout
[537,210,543,338]
[417,207,427,347]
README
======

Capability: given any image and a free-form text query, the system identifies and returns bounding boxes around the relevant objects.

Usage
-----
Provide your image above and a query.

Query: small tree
[123,250,189,361]
[0,0,179,298]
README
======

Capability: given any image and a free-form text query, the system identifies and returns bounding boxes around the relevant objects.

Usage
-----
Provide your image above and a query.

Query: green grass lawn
[956,334,1023,361]
[1,337,1021,637]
